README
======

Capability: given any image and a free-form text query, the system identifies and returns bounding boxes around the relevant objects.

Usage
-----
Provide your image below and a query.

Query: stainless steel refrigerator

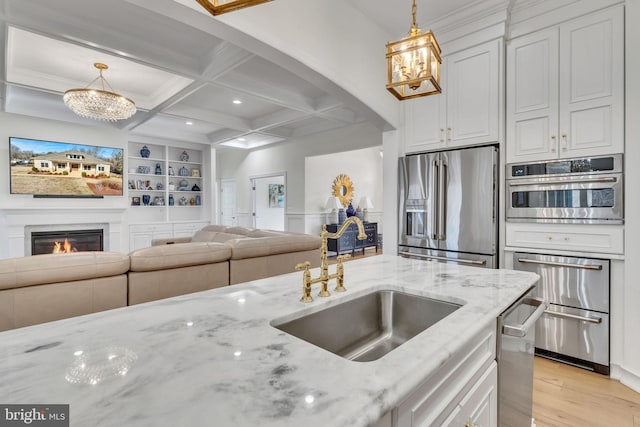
[398,145,498,268]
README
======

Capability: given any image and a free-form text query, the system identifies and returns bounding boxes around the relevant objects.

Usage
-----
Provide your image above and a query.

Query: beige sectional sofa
[148,225,322,285]
[0,252,129,331]
[0,225,321,330]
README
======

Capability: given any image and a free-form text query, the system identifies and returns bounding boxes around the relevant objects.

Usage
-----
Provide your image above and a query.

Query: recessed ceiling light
[232,99,242,105]
[238,137,246,142]
[185,121,193,125]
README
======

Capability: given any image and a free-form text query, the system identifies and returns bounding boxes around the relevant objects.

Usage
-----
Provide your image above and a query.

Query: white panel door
[220,179,237,226]
[559,6,624,157]
[507,27,559,163]
[447,39,500,148]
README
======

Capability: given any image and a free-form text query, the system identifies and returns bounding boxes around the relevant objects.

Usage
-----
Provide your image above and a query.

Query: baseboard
[611,363,640,393]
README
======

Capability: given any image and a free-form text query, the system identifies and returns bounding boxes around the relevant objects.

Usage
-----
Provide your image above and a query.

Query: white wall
[622,0,640,391]
[305,146,382,212]
[216,122,383,232]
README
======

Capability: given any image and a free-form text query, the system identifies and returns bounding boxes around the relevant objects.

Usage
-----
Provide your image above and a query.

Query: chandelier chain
[412,0,417,29]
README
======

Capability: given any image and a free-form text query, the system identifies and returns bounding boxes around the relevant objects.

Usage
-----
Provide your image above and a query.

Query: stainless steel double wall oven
[506,154,623,224]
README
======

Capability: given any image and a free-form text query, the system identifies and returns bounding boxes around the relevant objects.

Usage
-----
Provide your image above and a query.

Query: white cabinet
[505,222,624,255]
[395,321,496,427]
[507,6,624,163]
[404,39,501,154]
[441,362,498,427]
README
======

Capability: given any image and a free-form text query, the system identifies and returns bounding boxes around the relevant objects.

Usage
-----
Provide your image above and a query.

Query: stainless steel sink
[272,290,462,362]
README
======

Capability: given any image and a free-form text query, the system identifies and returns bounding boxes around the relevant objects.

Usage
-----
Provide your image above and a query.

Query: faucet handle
[295,261,311,271]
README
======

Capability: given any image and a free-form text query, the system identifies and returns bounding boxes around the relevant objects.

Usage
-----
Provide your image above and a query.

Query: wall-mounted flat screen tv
[9,137,124,197]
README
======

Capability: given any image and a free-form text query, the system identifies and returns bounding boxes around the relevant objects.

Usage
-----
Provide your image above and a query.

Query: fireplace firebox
[31,229,104,255]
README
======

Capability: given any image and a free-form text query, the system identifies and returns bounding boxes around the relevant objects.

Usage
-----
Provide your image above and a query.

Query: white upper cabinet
[507,6,623,163]
[404,39,501,154]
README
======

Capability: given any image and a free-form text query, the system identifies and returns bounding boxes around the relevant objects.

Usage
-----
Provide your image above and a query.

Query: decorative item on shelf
[179,196,188,206]
[189,197,196,206]
[191,168,200,177]
[325,196,342,224]
[179,166,189,176]
[131,196,141,206]
[168,194,174,206]
[180,151,189,162]
[63,62,136,121]
[140,145,150,158]
[153,196,161,206]
[178,179,189,190]
[168,182,175,191]
[155,163,162,175]
[137,166,150,174]
[386,0,442,100]
[358,196,374,222]
[332,174,354,207]
[346,202,356,217]
[195,195,201,206]
[196,0,272,16]
[156,182,163,190]
[191,184,200,191]
[142,194,150,206]
[168,166,175,176]
[338,207,347,225]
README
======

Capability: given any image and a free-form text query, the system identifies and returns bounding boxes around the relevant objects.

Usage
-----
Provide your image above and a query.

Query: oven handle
[508,176,617,187]
[398,251,487,265]
[502,297,547,337]
[516,258,603,271]
[544,310,603,324]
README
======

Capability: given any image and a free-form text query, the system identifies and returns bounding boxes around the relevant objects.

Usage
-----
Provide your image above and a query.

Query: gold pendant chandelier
[386,0,442,100]
[63,63,136,122]
[196,0,272,16]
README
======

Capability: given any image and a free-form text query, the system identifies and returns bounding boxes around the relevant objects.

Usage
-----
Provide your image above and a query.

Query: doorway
[251,173,286,231]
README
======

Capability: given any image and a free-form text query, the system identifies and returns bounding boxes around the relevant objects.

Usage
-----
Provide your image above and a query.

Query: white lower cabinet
[381,321,497,427]
[441,362,497,427]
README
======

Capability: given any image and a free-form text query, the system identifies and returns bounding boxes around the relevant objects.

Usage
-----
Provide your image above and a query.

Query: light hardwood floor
[533,356,640,427]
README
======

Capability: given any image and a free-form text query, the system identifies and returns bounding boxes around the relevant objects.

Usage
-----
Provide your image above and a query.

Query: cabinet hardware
[551,135,556,152]
[517,258,603,270]
[544,310,602,324]
[561,134,568,151]
[399,251,486,265]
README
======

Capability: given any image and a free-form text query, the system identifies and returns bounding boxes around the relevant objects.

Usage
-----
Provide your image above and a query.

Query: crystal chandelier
[63,63,136,121]
[386,0,442,100]
[196,0,272,16]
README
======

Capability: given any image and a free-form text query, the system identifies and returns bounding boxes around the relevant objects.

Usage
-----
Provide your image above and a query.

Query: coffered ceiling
[0,0,487,149]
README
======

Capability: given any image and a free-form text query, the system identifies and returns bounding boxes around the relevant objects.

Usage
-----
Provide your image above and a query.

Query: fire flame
[52,239,76,254]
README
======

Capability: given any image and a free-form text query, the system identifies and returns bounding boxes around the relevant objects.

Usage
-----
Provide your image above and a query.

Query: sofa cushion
[191,230,219,242]
[227,234,321,260]
[0,252,130,291]
[200,225,230,233]
[129,242,231,272]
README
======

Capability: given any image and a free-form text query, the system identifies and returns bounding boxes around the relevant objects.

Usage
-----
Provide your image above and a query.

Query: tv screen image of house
[9,137,124,196]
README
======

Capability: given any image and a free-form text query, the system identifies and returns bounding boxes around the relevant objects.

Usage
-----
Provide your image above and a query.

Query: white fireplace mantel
[1,208,127,259]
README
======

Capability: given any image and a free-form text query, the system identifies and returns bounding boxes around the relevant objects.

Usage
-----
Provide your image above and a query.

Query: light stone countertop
[0,255,538,427]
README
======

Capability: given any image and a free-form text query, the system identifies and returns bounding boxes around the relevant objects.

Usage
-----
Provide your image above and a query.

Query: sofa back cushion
[129,242,231,271]
[0,252,130,291]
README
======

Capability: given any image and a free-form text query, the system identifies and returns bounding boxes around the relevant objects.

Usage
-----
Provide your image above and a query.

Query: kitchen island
[0,255,538,426]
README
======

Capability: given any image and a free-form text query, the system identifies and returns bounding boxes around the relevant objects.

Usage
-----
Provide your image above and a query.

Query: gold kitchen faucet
[295,216,367,303]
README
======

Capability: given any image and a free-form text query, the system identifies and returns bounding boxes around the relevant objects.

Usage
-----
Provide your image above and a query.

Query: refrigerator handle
[431,160,439,240]
[438,159,447,240]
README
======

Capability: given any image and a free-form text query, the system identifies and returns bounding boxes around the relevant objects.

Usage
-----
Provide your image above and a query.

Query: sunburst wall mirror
[332,174,354,207]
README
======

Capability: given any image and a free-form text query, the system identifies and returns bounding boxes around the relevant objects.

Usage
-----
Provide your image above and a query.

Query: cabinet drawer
[506,223,623,254]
